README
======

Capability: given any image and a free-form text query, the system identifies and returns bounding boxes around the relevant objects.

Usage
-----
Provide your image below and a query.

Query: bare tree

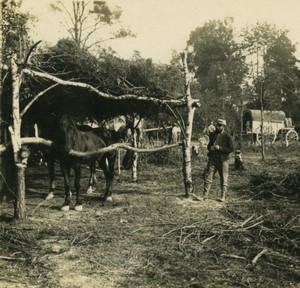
[50,1,135,50]
[181,51,199,197]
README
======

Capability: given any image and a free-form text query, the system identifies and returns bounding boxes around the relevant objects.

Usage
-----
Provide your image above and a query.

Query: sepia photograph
[1,0,300,287]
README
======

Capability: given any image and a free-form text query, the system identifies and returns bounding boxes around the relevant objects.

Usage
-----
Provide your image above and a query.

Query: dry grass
[0,146,300,287]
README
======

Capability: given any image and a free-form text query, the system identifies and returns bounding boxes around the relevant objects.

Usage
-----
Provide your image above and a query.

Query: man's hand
[214,145,220,150]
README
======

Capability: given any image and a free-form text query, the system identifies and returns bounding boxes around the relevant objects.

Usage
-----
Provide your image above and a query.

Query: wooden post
[117,149,121,174]
[180,50,197,197]
[10,55,27,220]
[131,129,138,182]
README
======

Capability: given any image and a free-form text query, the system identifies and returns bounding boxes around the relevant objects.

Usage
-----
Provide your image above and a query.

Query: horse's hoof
[45,192,54,200]
[74,205,83,212]
[86,187,93,194]
[106,196,113,202]
[61,205,70,212]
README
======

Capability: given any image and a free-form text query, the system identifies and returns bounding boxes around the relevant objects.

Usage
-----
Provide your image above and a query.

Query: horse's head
[59,115,76,129]
[52,115,78,153]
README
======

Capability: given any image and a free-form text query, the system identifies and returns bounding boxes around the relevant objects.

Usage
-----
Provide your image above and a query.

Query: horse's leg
[61,164,72,211]
[108,154,116,200]
[100,153,115,202]
[87,161,96,194]
[45,156,55,200]
[74,164,83,211]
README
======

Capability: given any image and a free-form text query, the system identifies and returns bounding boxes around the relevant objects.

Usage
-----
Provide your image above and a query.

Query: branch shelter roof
[24,83,184,124]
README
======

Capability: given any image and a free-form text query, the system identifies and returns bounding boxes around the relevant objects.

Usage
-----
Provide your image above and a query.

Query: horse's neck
[61,123,80,148]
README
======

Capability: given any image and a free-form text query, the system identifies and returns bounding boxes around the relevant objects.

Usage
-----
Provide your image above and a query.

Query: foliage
[188,18,247,93]
[187,19,300,136]
[187,18,248,133]
[1,0,34,61]
[1,0,35,123]
[22,38,184,126]
[241,22,300,121]
[28,38,183,98]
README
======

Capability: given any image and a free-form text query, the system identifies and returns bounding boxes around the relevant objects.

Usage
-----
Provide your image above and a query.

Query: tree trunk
[181,51,197,197]
[14,163,26,219]
[0,51,15,204]
[10,55,27,220]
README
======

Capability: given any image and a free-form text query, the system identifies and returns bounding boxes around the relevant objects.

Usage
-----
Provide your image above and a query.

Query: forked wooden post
[180,50,198,197]
[10,55,27,220]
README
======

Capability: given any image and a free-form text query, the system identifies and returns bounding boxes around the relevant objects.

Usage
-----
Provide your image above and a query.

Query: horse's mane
[57,115,78,152]
[57,115,106,154]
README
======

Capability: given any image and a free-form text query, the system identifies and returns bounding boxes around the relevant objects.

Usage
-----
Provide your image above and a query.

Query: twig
[251,248,268,265]
[285,215,300,227]
[244,220,264,230]
[70,231,94,246]
[278,174,289,186]
[162,221,202,237]
[241,214,255,227]
[30,199,49,215]
[0,255,26,261]
[269,250,300,264]
[78,233,93,244]
[202,234,216,244]
[178,229,185,254]
[181,232,196,246]
[221,254,247,260]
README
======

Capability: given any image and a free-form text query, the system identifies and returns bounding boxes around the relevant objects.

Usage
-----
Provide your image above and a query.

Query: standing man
[202,119,234,202]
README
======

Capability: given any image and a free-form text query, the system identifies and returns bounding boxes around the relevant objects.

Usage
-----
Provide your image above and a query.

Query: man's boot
[203,184,210,200]
[218,188,226,202]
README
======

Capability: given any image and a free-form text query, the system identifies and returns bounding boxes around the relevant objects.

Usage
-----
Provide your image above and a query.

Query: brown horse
[36,116,132,202]
[51,114,131,211]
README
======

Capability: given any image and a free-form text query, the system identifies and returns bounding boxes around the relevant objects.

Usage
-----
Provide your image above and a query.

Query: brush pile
[249,165,300,200]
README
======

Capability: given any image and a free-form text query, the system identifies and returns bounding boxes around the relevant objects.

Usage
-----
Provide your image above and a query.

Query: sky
[21,0,300,64]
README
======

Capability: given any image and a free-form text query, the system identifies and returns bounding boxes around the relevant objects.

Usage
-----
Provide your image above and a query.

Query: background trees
[187,18,248,134]
[241,22,299,113]
[187,19,300,137]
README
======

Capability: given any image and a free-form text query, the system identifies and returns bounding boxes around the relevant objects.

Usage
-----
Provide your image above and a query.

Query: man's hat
[217,119,227,126]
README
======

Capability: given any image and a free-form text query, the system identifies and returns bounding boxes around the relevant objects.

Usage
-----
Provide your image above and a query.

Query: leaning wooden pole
[181,50,197,197]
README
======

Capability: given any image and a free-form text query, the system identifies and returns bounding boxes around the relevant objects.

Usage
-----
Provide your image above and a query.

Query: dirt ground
[0,146,300,288]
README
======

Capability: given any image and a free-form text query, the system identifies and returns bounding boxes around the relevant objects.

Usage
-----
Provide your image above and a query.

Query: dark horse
[36,116,132,203]
[49,114,131,211]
